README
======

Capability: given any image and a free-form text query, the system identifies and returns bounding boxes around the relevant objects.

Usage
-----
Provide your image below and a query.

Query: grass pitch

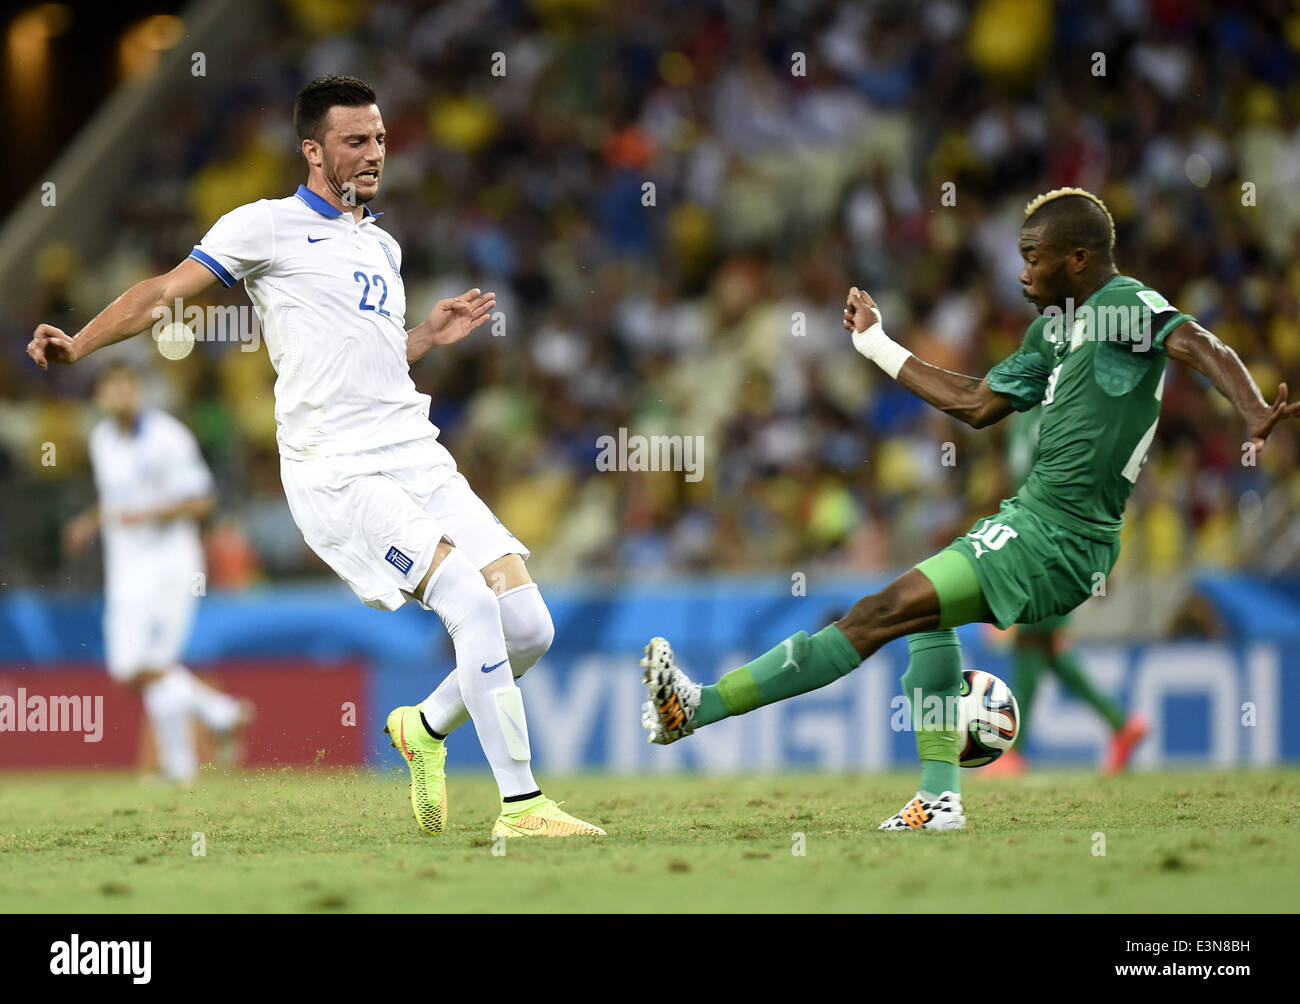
[1,767,1294,913]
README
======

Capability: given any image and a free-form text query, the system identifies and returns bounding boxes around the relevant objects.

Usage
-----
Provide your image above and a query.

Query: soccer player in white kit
[64,362,250,784]
[30,75,602,838]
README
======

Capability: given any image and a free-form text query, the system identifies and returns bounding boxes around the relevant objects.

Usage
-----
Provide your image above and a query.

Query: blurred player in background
[30,75,601,839]
[642,188,1300,830]
[63,362,250,784]
[988,406,1148,777]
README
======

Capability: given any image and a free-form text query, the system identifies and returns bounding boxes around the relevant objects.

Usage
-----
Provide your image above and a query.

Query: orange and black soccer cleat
[639,636,702,745]
[879,791,966,831]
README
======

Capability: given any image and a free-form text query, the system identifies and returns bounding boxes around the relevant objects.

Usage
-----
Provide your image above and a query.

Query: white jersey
[89,410,212,599]
[189,185,437,460]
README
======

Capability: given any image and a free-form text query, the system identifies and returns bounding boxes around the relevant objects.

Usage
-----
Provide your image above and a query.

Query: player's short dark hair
[293,74,377,144]
[1023,188,1116,261]
[95,360,141,394]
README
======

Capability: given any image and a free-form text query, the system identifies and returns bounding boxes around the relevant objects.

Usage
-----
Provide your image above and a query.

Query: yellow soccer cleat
[384,705,448,835]
[491,795,606,838]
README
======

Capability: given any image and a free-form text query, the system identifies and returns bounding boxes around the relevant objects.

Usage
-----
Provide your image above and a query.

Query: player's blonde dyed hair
[1023,187,1116,251]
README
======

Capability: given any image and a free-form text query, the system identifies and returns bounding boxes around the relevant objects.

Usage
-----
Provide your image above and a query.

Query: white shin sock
[171,664,242,732]
[141,670,197,782]
[417,550,538,798]
[421,581,554,738]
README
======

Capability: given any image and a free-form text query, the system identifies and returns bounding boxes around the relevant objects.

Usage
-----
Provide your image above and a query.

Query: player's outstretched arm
[844,286,1015,429]
[1165,319,1300,452]
[26,258,218,370]
[406,287,496,364]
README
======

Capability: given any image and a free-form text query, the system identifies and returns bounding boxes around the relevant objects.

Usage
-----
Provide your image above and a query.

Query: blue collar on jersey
[294,184,383,220]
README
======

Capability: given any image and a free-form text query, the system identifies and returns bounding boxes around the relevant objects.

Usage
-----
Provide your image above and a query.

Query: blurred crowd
[4,0,1300,591]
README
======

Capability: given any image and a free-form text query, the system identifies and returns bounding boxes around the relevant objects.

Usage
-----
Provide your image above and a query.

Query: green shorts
[916,496,1121,630]
[1018,612,1072,635]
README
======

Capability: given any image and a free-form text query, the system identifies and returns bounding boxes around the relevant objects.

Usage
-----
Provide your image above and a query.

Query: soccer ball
[957,669,1020,767]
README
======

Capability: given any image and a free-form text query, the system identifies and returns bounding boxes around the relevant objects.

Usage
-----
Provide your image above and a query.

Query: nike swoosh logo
[306,236,331,243]
[501,708,527,745]
[480,658,508,674]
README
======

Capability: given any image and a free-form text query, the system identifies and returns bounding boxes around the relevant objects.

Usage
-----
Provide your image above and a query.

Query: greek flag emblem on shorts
[385,546,413,574]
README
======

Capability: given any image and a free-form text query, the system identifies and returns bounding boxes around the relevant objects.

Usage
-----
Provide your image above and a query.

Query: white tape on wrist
[851,308,913,379]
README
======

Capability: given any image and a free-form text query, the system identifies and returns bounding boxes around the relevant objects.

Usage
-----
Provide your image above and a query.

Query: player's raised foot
[640,636,701,745]
[878,791,966,831]
[983,748,1027,777]
[384,705,447,835]
[491,795,605,838]
[1102,712,1150,775]
[212,699,256,769]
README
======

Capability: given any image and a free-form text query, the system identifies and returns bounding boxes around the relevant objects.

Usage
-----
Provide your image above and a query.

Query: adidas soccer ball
[957,669,1020,767]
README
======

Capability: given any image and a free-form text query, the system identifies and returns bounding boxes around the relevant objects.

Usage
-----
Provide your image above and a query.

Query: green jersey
[985,275,1193,542]
[1006,406,1042,490]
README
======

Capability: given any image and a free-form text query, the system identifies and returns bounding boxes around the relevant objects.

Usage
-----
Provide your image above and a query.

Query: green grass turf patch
[1,767,1294,912]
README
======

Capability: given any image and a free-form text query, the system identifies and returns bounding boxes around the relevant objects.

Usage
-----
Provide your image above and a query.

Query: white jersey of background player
[64,363,248,783]
[31,74,602,838]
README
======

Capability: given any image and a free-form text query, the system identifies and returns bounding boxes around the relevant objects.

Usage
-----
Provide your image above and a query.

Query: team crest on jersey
[380,242,399,275]
[1069,317,1088,352]
[384,546,413,574]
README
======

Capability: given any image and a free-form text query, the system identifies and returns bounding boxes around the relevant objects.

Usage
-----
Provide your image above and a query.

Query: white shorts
[104,568,200,681]
[280,435,529,611]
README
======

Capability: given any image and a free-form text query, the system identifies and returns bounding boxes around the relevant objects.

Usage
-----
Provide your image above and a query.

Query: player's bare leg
[834,569,944,655]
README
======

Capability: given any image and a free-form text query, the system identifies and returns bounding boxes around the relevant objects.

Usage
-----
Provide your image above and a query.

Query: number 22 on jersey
[354,271,391,316]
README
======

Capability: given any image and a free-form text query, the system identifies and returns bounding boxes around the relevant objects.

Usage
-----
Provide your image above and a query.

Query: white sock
[422,582,554,737]
[418,550,538,798]
[499,583,555,675]
[141,670,197,782]
[422,668,464,737]
[171,664,242,732]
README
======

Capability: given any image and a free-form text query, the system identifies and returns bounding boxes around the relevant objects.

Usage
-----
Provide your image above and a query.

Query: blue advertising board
[1,574,1296,772]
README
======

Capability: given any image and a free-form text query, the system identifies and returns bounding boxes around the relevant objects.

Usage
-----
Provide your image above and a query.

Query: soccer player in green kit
[640,187,1300,830]
[988,406,1149,778]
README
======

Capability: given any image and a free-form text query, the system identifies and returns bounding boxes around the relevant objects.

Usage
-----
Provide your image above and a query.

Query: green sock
[1051,651,1125,731]
[902,630,963,796]
[1011,643,1048,752]
[693,625,863,728]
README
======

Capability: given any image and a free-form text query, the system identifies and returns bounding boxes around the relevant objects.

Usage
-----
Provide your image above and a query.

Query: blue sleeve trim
[188,247,236,288]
